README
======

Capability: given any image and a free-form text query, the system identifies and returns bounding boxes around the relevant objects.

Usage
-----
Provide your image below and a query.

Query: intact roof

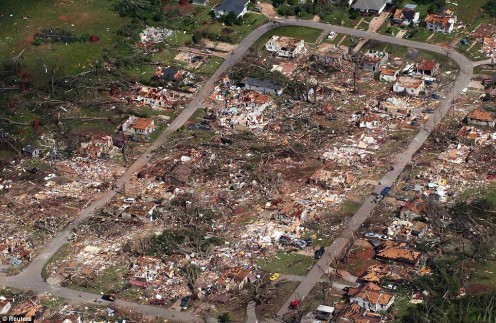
[380,68,398,76]
[417,59,439,71]
[132,117,154,130]
[216,0,249,16]
[242,77,281,91]
[467,109,494,122]
[352,0,387,11]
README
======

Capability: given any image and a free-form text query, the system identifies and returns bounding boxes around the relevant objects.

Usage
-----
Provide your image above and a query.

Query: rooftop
[395,77,424,89]
[132,117,154,130]
[467,109,494,122]
[417,59,439,71]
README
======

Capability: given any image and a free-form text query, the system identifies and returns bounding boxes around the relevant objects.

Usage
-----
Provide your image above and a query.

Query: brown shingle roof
[467,109,494,122]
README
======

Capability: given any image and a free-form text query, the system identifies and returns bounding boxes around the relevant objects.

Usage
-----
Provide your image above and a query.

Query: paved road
[0,18,476,322]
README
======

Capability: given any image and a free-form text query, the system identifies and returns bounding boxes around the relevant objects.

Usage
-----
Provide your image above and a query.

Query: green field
[0,0,129,75]
[263,252,314,276]
[447,0,491,25]
[253,26,323,50]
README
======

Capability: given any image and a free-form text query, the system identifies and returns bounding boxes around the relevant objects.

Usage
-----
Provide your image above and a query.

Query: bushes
[483,0,496,18]
[33,28,89,44]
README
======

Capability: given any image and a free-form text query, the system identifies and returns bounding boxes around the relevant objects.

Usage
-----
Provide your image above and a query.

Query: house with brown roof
[121,116,156,135]
[380,68,399,82]
[217,267,255,291]
[466,109,495,127]
[393,77,425,96]
[375,241,421,266]
[415,60,440,76]
[347,282,395,312]
[333,302,384,323]
[425,10,456,33]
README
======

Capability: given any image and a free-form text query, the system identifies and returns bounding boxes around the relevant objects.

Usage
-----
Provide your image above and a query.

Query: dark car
[180,295,192,310]
[150,298,165,305]
[187,124,198,130]
[303,237,313,246]
[402,185,415,191]
[422,108,435,113]
[314,246,325,259]
[380,187,391,196]
[101,294,115,302]
[279,235,292,246]
[431,93,441,100]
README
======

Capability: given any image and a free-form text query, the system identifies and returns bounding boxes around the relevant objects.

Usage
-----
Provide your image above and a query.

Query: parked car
[402,185,415,191]
[380,187,391,196]
[302,237,313,246]
[123,198,136,203]
[269,273,280,281]
[314,246,325,259]
[328,31,337,40]
[294,240,307,249]
[364,232,378,238]
[373,194,384,203]
[431,93,441,100]
[101,294,115,302]
[180,295,192,310]
[422,108,435,113]
[289,299,301,310]
[279,235,292,246]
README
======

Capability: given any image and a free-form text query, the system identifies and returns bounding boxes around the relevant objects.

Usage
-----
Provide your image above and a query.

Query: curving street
[2,18,478,322]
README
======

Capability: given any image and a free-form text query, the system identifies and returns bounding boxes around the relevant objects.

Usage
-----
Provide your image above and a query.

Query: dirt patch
[81,12,90,19]
[59,15,69,22]
[344,247,379,277]
[465,283,494,295]
[259,3,276,19]
[312,15,320,22]
[23,34,35,45]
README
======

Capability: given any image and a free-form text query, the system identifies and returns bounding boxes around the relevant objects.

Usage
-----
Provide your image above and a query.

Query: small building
[121,116,156,135]
[213,0,249,18]
[348,282,395,312]
[352,0,388,14]
[380,68,399,82]
[265,36,306,58]
[466,109,495,127]
[313,43,350,66]
[425,10,457,33]
[22,145,40,158]
[393,77,425,96]
[415,59,440,76]
[240,78,283,96]
[217,267,254,291]
[361,50,389,72]
[393,7,420,26]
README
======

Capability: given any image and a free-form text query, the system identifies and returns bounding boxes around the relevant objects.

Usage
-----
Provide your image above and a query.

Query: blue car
[380,187,391,196]
[431,93,441,100]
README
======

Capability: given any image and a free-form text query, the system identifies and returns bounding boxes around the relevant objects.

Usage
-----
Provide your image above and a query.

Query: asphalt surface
[1,18,476,322]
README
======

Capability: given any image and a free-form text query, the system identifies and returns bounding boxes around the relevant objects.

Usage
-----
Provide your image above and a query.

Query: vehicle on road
[289,299,301,310]
[269,273,280,281]
[102,294,115,302]
[314,246,325,259]
[180,295,192,310]
[380,187,391,196]
[373,194,384,203]
[422,108,435,113]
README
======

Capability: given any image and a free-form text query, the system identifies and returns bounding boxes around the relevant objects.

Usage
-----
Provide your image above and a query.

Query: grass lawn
[471,260,496,289]
[42,243,71,280]
[263,252,314,276]
[202,13,269,44]
[319,7,355,28]
[252,26,323,50]
[0,0,129,76]
[198,56,224,75]
[447,0,491,25]
[339,199,360,215]
[406,28,432,42]
[68,265,128,295]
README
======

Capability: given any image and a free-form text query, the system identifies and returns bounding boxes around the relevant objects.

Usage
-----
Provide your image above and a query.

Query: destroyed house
[425,11,456,33]
[161,163,192,187]
[375,241,421,265]
[352,0,387,14]
[347,282,395,312]
[272,202,306,224]
[136,86,174,108]
[22,145,40,158]
[393,7,420,26]
[240,90,271,108]
[471,23,496,41]
[393,77,425,96]
[415,59,440,76]
[121,201,157,222]
[121,116,155,135]
[333,302,384,323]
[264,36,306,58]
[214,0,249,18]
[360,264,406,283]
[217,267,253,291]
[154,66,187,83]
[313,43,350,65]
[466,109,495,127]
[399,197,426,220]
[79,135,113,159]
[361,50,388,72]
[241,78,283,96]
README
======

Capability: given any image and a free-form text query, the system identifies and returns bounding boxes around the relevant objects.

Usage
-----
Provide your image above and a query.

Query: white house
[380,68,399,82]
[265,36,306,58]
[136,86,174,108]
[425,11,457,33]
[393,77,425,96]
[466,109,495,127]
[121,116,155,135]
[393,7,420,26]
